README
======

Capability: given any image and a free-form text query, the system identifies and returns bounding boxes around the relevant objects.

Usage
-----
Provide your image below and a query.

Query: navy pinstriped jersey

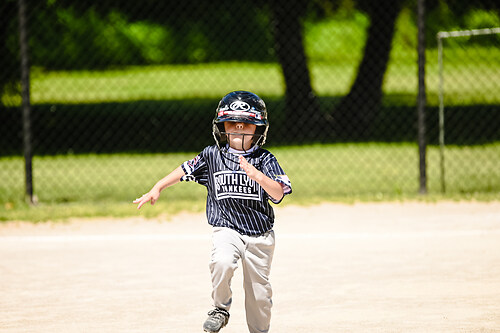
[181,145,292,236]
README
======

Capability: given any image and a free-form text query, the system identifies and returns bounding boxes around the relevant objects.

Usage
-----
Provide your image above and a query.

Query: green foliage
[22,1,500,70]
[30,8,173,69]
[391,7,418,59]
[304,10,369,63]
[427,4,500,47]
[465,9,500,28]
[28,2,273,69]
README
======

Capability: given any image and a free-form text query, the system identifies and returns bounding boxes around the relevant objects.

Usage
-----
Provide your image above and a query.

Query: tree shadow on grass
[1,96,499,155]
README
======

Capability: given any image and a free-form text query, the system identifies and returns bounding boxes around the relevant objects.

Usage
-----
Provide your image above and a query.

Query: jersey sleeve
[180,149,209,186]
[261,153,292,204]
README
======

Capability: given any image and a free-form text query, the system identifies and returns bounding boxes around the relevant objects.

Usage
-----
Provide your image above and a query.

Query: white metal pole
[437,35,445,193]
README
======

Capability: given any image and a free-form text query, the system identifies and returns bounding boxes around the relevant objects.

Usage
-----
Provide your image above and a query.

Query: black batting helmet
[212,91,269,149]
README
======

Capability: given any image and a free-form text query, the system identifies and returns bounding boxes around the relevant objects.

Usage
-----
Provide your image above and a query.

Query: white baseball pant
[209,226,275,333]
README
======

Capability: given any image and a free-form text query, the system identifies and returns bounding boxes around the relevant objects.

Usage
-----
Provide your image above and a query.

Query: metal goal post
[436,27,500,193]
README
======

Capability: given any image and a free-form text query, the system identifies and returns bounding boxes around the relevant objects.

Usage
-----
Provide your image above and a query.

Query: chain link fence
[1,0,499,208]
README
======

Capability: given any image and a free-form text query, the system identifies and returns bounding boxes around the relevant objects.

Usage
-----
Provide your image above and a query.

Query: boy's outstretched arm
[239,156,284,202]
[133,166,186,209]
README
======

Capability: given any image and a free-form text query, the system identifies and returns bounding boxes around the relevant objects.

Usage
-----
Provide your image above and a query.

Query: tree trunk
[0,0,19,104]
[269,0,322,139]
[334,1,402,140]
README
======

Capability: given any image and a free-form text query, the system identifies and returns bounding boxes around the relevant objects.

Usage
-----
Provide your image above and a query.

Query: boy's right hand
[133,188,160,209]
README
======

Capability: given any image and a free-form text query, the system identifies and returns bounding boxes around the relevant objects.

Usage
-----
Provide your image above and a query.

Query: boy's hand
[239,155,284,202]
[133,188,160,209]
[239,155,262,182]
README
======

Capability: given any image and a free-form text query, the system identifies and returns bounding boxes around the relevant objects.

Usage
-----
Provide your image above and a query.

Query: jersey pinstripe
[181,145,292,236]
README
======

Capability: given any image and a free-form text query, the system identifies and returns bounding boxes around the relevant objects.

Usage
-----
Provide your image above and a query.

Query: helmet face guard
[213,124,268,150]
[212,91,269,150]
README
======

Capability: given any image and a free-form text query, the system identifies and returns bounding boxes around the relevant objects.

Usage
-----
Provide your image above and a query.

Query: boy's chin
[229,141,251,151]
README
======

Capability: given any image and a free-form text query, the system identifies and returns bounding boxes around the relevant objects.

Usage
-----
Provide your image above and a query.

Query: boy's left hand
[239,155,262,182]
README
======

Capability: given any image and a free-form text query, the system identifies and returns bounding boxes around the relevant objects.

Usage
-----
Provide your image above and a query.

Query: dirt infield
[1,202,500,332]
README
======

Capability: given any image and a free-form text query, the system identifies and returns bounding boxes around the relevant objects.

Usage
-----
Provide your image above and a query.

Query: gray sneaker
[203,308,230,333]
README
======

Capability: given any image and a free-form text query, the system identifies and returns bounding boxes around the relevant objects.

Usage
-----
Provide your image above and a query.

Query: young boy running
[133,91,292,333]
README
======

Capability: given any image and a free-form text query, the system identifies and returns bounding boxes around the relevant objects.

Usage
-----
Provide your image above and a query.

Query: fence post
[437,34,446,193]
[417,0,427,194]
[18,0,34,204]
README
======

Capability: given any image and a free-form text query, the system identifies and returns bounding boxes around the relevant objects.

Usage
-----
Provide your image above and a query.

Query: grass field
[2,43,500,107]
[1,23,499,221]
[1,143,499,221]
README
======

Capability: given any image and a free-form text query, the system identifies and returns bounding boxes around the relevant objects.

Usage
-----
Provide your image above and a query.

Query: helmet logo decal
[230,101,250,111]
[218,110,262,120]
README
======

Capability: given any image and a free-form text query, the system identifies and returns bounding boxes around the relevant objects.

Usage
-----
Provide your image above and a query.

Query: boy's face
[224,121,257,151]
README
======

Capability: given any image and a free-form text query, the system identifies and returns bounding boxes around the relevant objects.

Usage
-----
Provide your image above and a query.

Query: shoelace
[207,309,229,321]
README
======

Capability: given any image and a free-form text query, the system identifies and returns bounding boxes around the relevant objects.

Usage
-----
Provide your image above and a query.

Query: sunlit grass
[1,143,498,221]
[2,48,498,108]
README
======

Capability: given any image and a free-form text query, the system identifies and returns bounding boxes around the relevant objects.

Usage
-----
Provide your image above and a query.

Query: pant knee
[210,254,238,276]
